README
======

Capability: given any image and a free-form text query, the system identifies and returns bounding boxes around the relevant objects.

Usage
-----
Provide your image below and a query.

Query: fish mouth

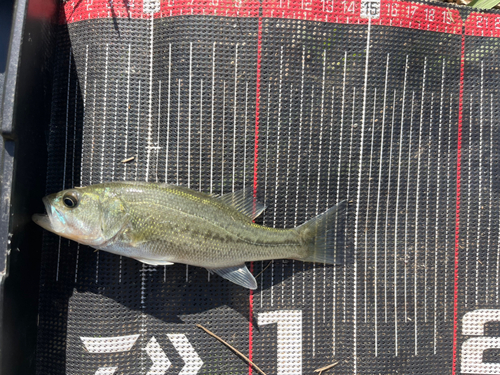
[32,196,61,234]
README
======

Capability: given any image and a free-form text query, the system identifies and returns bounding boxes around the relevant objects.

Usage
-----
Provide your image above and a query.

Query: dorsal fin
[217,189,266,220]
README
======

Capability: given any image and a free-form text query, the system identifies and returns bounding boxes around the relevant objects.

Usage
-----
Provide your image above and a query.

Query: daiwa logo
[81,334,203,375]
[462,309,500,374]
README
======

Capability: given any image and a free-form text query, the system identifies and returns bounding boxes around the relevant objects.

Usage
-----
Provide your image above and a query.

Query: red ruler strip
[61,0,463,37]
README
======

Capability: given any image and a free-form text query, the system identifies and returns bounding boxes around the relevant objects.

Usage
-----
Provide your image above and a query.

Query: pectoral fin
[135,258,174,266]
[209,264,257,290]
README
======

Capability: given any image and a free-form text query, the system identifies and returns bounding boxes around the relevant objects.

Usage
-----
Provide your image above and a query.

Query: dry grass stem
[314,361,339,374]
[121,156,135,163]
[196,324,267,375]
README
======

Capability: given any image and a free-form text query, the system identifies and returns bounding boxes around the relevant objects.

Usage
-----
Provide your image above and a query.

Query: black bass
[33,182,346,289]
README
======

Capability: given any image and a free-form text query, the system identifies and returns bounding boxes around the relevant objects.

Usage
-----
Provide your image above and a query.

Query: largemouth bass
[33,182,346,289]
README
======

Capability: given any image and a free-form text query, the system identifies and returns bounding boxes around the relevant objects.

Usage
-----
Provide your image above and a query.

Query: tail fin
[295,201,347,264]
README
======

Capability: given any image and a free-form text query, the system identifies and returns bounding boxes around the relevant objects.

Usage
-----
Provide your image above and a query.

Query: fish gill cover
[36,0,500,374]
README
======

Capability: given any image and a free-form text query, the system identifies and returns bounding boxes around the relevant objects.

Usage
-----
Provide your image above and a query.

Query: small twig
[196,324,267,375]
[121,156,135,163]
[314,361,339,374]
[254,261,273,279]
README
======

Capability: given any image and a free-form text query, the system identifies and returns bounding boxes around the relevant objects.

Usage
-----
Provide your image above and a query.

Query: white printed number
[143,0,160,14]
[424,8,435,22]
[361,0,380,19]
[343,0,355,13]
[258,310,302,375]
[461,309,500,374]
[322,0,334,13]
[301,0,312,11]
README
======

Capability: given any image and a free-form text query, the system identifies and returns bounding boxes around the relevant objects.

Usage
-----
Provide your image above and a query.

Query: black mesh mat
[36,0,500,374]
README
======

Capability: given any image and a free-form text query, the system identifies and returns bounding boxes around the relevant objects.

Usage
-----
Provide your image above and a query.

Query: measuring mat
[36,0,500,373]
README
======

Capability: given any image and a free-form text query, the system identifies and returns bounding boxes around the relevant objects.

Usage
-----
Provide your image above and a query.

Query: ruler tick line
[354,17,371,372]
[136,81,142,182]
[414,57,427,355]
[76,46,87,283]
[71,80,78,204]
[112,80,119,181]
[146,16,155,180]
[495,95,500,305]
[188,43,193,189]
[57,47,73,282]
[100,44,109,184]
[316,50,327,218]
[305,86,314,220]
[232,43,239,192]
[318,50,326,324]
[306,85,315,356]
[177,80,181,185]
[120,43,132,282]
[486,93,493,303]
[294,46,305,229]
[72,81,79,282]
[243,82,249,190]
[326,86,335,210]
[385,90,397,324]
[393,55,409,356]
[444,93,453,320]
[63,47,72,191]
[210,42,215,194]
[424,92,435,323]
[141,15,155,340]
[208,42,216,194]
[222,81,226,195]
[166,44,171,183]
[90,80,97,183]
[200,79,203,191]
[476,61,484,307]
[432,59,446,353]
[285,84,294,304]
[90,78,97,289]
[81,43,89,188]
[263,83,271,226]
[334,53,347,345]
[156,81,162,182]
[364,87,377,324]
[326,86,336,313]
[344,87,356,324]
[124,44,131,180]
[452,34,466,375]
[374,52,390,357]
[273,46,284,228]
[404,91,416,323]
[465,93,473,308]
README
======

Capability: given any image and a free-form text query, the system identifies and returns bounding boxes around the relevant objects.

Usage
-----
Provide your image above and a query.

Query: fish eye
[63,192,79,209]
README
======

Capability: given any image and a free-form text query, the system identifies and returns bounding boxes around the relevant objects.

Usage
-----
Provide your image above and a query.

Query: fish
[33,182,346,289]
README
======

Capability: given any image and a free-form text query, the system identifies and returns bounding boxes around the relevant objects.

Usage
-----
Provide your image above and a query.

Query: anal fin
[135,258,174,266]
[209,264,257,290]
